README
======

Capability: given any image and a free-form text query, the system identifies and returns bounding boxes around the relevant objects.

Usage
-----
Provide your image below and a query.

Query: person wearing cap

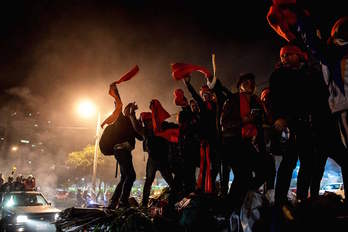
[207,73,274,214]
[126,102,174,207]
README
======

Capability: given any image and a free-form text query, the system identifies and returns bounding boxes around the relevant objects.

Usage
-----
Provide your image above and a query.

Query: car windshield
[325,184,341,190]
[3,193,48,207]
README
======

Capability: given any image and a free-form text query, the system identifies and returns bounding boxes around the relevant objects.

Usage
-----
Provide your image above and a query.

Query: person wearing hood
[126,102,174,208]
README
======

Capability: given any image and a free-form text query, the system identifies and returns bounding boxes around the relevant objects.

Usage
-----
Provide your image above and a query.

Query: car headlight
[16,215,28,223]
[54,213,59,221]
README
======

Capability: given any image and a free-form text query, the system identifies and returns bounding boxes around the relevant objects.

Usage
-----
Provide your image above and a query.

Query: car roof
[5,191,41,194]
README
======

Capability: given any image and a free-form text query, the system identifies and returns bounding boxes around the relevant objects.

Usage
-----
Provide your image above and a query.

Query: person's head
[260,87,271,103]
[149,99,156,110]
[280,44,308,67]
[15,175,22,183]
[8,176,14,183]
[237,73,256,94]
[190,99,199,113]
[173,89,188,107]
[329,16,348,45]
[199,85,213,102]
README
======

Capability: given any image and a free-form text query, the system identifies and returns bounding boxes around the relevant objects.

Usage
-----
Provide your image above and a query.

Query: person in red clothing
[183,77,218,194]
[24,175,36,191]
[207,73,274,214]
[175,89,200,195]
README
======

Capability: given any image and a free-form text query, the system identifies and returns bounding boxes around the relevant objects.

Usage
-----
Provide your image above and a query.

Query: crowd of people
[0,172,36,193]
[98,1,348,220]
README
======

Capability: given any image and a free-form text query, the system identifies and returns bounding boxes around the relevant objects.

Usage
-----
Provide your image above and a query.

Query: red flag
[150,99,170,132]
[140,112,152,122]
[155,128,180,143]
[114,65,139,84]
[171,63,212,80]
[150,99,179,143]
[266,4,310,42]
[240,93,258,138]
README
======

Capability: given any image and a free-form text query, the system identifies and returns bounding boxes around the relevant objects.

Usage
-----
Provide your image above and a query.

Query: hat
[236,73,255,89]
[280,44,308,61]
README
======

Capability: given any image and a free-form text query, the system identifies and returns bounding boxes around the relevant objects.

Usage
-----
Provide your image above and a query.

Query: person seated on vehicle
[24,175,36,191]
[14,174,25,191]
[0,176,12,192]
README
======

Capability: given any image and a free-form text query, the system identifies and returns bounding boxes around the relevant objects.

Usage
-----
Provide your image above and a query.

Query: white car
[0,191,61,232]
[319,183,345,199]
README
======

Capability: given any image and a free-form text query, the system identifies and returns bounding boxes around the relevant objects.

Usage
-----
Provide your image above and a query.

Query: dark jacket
[269,65,312,124]
[186,82,218,143]
[220,93,264,138]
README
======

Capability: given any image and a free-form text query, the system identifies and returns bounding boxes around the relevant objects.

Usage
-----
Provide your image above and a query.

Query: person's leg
[296,126,315,201]
[325,117,348,201]
[251,150,276,192]
[109,154,125,208]
[210,144,221,194]
[142,158,157,207]
[225,138,252,213]
[275,136,298,205]
[182,142,198,195]
[338,111,348,147]
[119,150,136,207]
[220,158,231,198]
[310,150,327,198]
[159,166,174,187]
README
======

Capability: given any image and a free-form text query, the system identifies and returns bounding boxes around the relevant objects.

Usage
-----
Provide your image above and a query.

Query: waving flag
[114,65,139,84]
[171,63,212,80]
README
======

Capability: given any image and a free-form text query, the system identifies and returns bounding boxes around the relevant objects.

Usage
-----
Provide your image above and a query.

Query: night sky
[0,0,346,146]
[0,0,346,184]
[1,0,346,115]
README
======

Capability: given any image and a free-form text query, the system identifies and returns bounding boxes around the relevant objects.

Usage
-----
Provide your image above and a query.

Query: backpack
[99,114,135,156]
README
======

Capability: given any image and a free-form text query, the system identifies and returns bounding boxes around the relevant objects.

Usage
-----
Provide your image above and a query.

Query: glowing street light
[11,146,18,152]
[77,100,96,118]
[76,99,100,191]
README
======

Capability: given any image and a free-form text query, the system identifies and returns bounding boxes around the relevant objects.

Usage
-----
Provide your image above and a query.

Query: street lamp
[76,100,100,191]
[11,146,18,152]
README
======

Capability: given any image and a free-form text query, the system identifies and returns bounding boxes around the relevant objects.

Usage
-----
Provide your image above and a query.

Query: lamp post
[77,100,100,191]
[92,112,101,191]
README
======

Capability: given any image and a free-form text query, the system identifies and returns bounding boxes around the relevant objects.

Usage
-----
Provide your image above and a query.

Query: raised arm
[101,84,123,128]
[127,103,145,138]
[183,76,205,110]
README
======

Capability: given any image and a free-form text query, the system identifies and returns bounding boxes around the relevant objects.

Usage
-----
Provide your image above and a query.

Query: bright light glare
[16,215,28,223]
[11,146,18,151]
[5,196,15,208]
[77,100,96,118]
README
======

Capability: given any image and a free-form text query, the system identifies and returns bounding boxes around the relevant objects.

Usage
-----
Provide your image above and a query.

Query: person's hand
[109,83,119,98]
[207,73,214,83]
[274,118,287,131]
[129,102,138,115]
[101,121,107,129]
